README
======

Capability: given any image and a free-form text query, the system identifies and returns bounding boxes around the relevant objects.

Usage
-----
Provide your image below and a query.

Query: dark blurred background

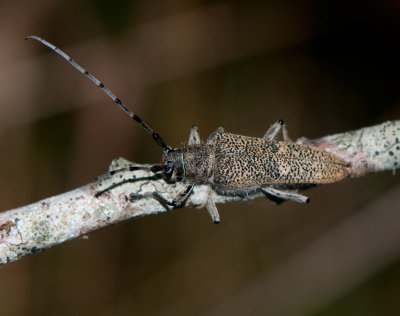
[0,0,399,315]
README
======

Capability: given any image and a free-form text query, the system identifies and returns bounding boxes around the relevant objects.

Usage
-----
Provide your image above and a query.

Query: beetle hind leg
[263,120,291,142]
[261,186,309,203]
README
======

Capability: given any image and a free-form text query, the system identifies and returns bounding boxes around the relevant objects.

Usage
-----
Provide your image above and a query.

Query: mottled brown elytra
[26,35,349,223]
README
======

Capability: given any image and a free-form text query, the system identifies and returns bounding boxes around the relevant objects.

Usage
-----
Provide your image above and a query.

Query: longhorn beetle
[26,35,349,223]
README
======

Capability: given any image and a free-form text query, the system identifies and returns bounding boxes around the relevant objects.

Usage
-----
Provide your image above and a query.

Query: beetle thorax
[163,145,214,184]
[183,145,214,183]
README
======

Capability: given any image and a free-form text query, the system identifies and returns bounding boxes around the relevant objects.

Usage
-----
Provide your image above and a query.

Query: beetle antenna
[26,35,171,152]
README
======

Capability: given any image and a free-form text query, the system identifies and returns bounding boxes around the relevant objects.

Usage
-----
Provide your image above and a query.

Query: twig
[299,120,400,177]
[0,120,399,264]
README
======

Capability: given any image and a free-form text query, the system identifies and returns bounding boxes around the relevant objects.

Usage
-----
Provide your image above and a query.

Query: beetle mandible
[26,36,349,223]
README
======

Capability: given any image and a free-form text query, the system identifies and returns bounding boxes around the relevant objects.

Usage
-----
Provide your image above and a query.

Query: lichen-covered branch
[0,159,249,265]
[1,120,399,264]
[299,120,400,177]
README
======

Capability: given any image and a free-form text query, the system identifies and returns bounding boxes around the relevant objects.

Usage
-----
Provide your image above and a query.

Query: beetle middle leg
[205,196,220,223]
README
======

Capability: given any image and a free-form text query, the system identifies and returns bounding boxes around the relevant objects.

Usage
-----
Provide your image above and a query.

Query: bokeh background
[1,0,400,315]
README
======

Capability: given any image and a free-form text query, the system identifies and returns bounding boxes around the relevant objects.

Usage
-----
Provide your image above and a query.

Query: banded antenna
[26,35,171,153]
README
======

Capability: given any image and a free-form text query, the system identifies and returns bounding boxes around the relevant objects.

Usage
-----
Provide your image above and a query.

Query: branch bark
[1,120,399,264]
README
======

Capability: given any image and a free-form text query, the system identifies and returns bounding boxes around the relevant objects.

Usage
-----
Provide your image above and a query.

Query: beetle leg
[206,195,221,223]
[206,126,225,144]
[263,120,291,142]
[261,186,309,203]
[188,125,201,145]
[127,185,194,209]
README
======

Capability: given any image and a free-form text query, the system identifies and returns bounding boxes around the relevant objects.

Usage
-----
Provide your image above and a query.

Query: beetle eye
[164,161,175,178]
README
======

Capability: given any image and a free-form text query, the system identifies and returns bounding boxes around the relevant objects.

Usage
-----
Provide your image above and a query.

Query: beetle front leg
[127,185,194,209]
[188,126,201,145]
